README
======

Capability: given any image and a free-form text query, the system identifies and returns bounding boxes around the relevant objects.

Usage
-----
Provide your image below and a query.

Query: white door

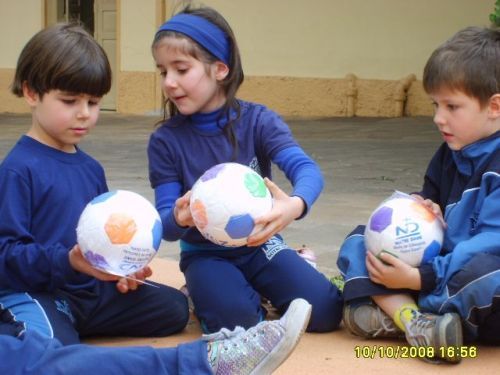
[94,0,117,111]
[45,0,117,111]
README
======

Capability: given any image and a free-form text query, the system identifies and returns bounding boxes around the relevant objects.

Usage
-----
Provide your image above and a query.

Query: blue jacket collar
[452,131,500,176]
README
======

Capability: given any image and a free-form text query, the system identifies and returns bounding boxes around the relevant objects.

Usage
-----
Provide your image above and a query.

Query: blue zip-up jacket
[418,131,500,311]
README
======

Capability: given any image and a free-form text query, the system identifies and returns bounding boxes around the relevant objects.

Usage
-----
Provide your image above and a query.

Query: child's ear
[22,81,39,106]
[214,61,229,81]
[488,93,500,119]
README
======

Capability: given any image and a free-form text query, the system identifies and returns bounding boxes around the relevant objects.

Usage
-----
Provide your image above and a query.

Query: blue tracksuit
[337,131,500,342]
[148,100,343,333]
[0,330,211,375]
[0,136,189,345]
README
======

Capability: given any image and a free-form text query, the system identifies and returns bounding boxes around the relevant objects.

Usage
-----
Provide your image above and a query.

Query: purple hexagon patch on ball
[369,206,393,233]
[200,164,226,182]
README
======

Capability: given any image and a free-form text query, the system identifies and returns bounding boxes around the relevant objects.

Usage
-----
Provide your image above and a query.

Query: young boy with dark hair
[337,26,500,363]
[0,22,189,344]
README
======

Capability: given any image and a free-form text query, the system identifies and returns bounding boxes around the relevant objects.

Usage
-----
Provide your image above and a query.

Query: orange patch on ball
[191,199,208,229]
[104,213,137,244]
[410,202,436,222]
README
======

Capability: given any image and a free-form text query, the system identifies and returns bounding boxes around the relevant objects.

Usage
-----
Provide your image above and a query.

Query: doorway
[45,0,117,111]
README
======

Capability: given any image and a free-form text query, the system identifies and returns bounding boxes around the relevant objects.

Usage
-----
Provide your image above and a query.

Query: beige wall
[0,0,495,116]
[0,0,43,68]
[0,0,43,112]
[203,0,492,80]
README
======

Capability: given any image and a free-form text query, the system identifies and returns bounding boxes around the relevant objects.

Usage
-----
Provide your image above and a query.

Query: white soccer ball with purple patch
[190,163,273,247]
[364,192,444,267]
[76,190,162,276]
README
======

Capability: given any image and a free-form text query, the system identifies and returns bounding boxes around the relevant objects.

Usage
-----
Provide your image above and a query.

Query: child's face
[25,89,101,152]
[430,89,499,150]
[153,38,228,115]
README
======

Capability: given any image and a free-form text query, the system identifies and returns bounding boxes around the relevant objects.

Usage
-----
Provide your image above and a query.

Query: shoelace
[402,309,434,347]
[373,307,399,337]
[203,326,246,345]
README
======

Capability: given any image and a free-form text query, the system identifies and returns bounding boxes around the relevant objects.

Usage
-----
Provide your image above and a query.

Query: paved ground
[0,112,442,277]
[5,112,498,373]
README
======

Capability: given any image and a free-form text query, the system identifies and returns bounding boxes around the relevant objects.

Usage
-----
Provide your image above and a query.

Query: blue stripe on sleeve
[272,146,324,218]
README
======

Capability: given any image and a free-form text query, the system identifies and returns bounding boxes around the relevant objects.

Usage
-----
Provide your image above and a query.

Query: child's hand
[116,266,153,294]
[174,190,194,227]
[411,194,447,229]
[68,245,119,282]
[69,245,153,293]
[247,178,305,247]
[366,251,421,290]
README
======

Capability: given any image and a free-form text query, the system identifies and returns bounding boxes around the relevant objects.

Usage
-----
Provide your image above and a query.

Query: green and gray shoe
[343,299,404,339]
[330,275,345,292]
[402,308,463,364]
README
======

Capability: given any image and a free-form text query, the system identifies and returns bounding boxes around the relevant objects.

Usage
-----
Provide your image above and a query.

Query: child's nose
[433,108,445,126]
[164,74,177,89]
[77,102,90,118]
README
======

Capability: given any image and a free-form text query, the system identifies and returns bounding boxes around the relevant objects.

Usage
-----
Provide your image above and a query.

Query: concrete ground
[0,112,442,277]
[5,112,500,373]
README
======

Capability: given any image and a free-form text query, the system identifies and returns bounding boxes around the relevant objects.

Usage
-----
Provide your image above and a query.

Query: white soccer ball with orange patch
[76,190,162,276]
[190,163,273,247]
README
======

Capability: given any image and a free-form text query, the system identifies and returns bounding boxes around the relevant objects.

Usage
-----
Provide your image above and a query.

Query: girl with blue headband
[148,5,343,336]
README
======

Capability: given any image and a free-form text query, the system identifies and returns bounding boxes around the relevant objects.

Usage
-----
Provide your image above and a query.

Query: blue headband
[156,14,230,65]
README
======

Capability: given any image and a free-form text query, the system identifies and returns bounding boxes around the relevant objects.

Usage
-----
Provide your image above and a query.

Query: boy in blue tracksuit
[0,23,189,345]
[337,26,500,363]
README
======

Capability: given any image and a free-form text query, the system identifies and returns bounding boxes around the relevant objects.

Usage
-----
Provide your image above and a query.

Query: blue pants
[180,236,343,333]
[337,225,500,343]
[0,330,211,375]
[0,280,189,345]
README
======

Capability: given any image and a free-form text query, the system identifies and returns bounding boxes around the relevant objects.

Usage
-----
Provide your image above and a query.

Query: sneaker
[330,275,345,292]
[402,309,463,364]
[205,298,312,375]
[179,284,195,313]
[343,299,404,339]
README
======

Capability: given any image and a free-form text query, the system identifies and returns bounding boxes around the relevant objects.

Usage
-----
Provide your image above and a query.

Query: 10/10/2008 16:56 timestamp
[354,345,478,359]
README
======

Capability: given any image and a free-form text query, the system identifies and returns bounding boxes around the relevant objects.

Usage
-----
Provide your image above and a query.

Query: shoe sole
[251,298,312,375]
[437,312,463,364]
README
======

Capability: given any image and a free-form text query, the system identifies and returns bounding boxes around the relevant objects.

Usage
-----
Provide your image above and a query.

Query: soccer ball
[76,190,162,276]
[190,163,273,247]
[364,193,444,267]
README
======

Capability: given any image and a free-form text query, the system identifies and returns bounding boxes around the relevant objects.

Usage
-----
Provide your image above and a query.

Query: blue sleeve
[272,146,324,218]
[0,330,208,375]
[0,169,78,292]
[426,176,500,295]
[155,181,190,241]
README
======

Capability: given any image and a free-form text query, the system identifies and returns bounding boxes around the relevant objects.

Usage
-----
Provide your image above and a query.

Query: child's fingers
[378,252,400,266]
[365,252,380,275]
[116,278,129,293]
[264,178,286,199]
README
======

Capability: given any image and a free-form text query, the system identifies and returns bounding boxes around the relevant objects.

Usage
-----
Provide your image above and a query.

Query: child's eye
[447,104,458,111]
[177,68,188,74]
[159,71,167,77]
[61,99,76,104]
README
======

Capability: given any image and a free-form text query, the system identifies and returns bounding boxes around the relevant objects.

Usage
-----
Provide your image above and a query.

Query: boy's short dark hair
[11,23,111,98]
[423,26,499,107]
